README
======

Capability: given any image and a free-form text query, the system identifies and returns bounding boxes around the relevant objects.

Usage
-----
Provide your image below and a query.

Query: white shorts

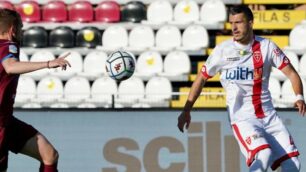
[231,113,299,170]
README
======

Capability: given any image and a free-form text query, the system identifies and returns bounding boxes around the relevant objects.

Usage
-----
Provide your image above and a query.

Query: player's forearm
[288,72,304,96]
[184,72,206,111]
[5,61,48,74]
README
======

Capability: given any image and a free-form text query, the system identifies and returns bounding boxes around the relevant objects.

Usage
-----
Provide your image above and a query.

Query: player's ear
[248,20,254,28]
[7,25,14,40]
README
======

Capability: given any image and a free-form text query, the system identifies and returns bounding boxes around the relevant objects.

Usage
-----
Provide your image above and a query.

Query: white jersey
[201,36,290,123]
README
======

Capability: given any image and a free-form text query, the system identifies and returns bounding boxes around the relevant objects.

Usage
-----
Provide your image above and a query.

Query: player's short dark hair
[229,5,254,21]
[0,8,23,35]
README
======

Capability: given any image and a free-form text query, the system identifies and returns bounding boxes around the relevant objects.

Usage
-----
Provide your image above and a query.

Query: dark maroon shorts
[0,116,38,170]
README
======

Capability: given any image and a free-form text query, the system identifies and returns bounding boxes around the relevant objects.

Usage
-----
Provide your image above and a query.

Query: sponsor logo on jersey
[226,56,240,61]
[225,67,254,80]
[253,51,262,62]
[253,67,263,80]
[9,45,17,53]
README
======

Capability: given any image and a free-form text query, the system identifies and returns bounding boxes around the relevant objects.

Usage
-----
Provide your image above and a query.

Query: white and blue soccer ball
[105,50,136,81]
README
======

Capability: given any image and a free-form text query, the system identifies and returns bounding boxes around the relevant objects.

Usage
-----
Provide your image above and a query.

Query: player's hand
[48,52,71,70]
[177,111,191,133]
[294,100,306,116]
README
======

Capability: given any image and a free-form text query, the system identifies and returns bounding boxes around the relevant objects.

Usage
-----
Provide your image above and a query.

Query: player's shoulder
[254,35,274,46]
[0,40,18,53]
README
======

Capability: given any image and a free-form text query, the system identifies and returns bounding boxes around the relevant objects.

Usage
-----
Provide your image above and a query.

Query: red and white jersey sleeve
[201,45,224,79]
[269,41,290,70]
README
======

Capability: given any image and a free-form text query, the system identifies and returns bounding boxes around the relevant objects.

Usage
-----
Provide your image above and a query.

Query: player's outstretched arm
[177,72,208,132]
[281,64,306,116]
[2,53,71,75]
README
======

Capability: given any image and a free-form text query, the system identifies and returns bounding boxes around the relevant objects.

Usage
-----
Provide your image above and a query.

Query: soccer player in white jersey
[177,5,305,172]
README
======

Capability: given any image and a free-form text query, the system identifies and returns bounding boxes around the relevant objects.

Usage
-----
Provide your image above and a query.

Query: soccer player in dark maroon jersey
[0,9,71,172]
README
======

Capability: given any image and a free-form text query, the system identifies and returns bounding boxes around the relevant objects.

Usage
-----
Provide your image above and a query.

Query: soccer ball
[105,50,136,81]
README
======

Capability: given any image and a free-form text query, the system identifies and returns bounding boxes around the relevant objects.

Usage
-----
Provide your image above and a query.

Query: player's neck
[0,33,11,41]
[236,32,254,45]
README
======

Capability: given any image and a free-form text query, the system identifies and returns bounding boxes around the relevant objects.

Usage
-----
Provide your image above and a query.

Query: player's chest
[220,52,269,81]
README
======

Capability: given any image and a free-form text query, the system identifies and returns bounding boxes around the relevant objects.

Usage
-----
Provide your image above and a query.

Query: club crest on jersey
[9,45,17,53]
[254,67,263,80]
[253,51,262,62]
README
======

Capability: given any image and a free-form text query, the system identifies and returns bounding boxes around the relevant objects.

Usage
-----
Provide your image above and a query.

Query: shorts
[232,113,299,170]
[0,116,38,170]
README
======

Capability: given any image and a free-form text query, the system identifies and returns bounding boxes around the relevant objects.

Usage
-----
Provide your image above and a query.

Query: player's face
[229,13,253,44]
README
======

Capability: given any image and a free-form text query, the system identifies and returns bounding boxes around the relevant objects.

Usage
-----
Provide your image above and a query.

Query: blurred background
[2,0,306,171]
